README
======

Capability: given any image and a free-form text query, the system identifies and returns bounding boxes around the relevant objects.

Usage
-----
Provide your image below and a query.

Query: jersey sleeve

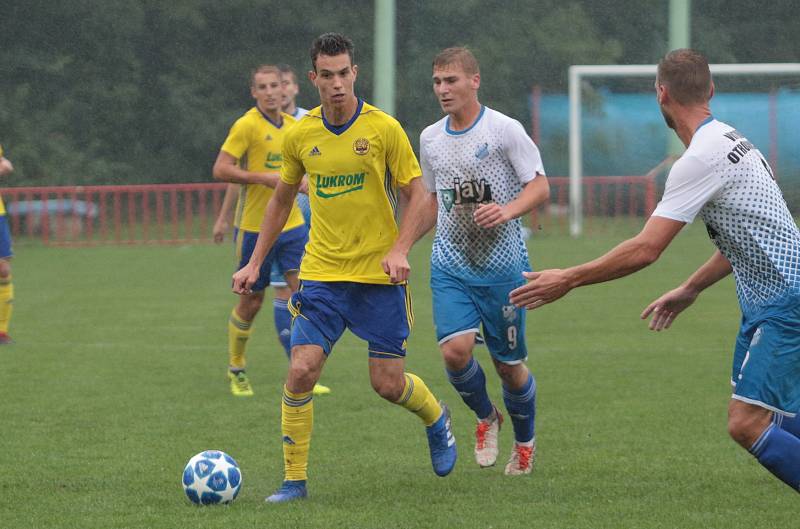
[652,154,722,223]
[419,132,436,192]
[280,126,305,185]
[385,118,421,187]
[503,119,545,184]
[219,118,251,160]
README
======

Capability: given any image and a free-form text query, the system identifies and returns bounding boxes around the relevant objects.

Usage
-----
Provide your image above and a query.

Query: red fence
[1,176,655,246]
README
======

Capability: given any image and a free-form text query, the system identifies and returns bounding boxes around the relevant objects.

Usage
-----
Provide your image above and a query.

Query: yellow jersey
[0,144,7,215]
[220,107,304,233]
[280,100,421,284]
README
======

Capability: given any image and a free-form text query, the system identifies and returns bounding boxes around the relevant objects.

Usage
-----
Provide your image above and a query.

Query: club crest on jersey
[475,142,490,160]
[309,146,322,156]
[441,178,493,212]
[353,137,370,155]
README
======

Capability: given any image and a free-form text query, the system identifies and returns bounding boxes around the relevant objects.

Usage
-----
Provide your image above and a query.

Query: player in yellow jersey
[0,145,14,344]
[233,33,457,503]
[212,65,309,397]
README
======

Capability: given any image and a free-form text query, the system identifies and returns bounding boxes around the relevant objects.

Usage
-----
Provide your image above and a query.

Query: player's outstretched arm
[474,174,549,228]
[212,150,281,187]
[232,180,299,294]
[382,177,435,283]
[510,215,686,309]
[212,183,238,244]
[641,249,731,331]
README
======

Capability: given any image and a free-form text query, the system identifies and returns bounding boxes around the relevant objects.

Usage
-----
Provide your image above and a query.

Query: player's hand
[298,177,309,195]
[212,218,229,244]
[381,249,411,283]
[0,159,13,176]
[232,263,260,295]
[640,285,698,331]
[509,269,572,309]
[474,203,511,228]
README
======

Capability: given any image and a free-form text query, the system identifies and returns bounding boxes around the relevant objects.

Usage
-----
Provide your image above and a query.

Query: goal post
[568,62,800,237]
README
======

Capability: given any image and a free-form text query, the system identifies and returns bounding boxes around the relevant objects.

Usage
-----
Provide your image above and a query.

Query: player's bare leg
[370,357,456,476]
[442,333,501,467]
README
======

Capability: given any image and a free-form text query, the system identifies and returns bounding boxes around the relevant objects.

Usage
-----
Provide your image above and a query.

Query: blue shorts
[234,224,308,292]
[288,280,412,358]
[431,268,527,364]
[0,215,11,259]
[731,302,800,417]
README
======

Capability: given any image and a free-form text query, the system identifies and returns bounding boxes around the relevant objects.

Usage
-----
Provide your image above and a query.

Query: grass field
[2,221,797,529]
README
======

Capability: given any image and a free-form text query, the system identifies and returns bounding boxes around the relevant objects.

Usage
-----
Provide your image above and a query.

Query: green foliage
[0,1,798,185]
[2,222,797,528]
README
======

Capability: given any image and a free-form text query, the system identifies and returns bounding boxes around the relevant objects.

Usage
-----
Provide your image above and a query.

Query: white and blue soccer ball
[182,450,242,505]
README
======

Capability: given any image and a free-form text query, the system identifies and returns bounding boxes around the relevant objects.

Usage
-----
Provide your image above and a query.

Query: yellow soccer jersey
[281,100,422,284]
[220,108,304,233]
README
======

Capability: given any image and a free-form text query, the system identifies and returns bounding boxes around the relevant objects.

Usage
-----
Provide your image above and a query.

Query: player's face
[251,72,282,113]
[281,73,299,109]
[432,64,480,115]
[654,78,676,130]
[309,53,358,110]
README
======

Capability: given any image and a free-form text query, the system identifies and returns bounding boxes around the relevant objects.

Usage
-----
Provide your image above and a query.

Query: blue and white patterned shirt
[420,106,545,285]
[653,118,800,316]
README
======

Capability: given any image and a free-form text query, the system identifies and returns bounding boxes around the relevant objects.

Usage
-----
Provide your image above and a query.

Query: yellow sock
[394,373,442,426]
[281,386,314,481]
[228,309,252,370]
[0,276,13,334]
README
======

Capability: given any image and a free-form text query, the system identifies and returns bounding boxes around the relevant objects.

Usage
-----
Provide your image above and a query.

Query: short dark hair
[310,33,354,71]
[433,47,480,75]
[657,49,712,105]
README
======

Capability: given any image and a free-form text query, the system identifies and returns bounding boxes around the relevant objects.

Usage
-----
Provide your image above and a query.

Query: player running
[419,47,550,475]
[511,49,800,493]
[232,33,457,503]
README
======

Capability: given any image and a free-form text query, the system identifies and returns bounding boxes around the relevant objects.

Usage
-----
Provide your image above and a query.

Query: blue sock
[446,357,493,420]
[503,373,536,443]
[773,413,800,439]
[749,423,800,492]
[273,298,292,359]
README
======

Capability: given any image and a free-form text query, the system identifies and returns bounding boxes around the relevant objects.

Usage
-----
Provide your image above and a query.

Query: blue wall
[534,90,800,179]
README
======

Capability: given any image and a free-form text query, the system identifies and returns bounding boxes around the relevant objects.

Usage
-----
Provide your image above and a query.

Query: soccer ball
[182,450,242,505]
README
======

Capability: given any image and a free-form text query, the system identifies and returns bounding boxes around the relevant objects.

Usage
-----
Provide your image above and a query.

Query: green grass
[2,221,796,529]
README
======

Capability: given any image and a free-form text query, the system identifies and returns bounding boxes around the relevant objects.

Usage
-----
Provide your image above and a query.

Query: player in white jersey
[420,48,550,475]
[511,49,800,493]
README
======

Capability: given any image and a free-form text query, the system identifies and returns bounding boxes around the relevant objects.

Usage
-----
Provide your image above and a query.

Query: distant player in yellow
[212,65,308,397]
[0,145,14,344]
[233,33,458,503]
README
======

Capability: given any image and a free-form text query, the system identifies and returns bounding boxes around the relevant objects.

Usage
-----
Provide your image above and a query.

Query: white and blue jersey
[653,118,800,317]
[420,106,545,285]
[421,106,545,361]
[653,117,800,415]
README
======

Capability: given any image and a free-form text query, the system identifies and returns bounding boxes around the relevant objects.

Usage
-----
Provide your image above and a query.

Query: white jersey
[292,107,308,119]
[653,117,800,316]
[420,106,545,284]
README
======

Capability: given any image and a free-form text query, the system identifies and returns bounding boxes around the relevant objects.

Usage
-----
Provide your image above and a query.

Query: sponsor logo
[439,177,493,212]
[475,142,490,160]
[265,151,282,170]
[309,146,322,156]
[314,172,366,198]
[353,137,370,155]
[502,305,518,323]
